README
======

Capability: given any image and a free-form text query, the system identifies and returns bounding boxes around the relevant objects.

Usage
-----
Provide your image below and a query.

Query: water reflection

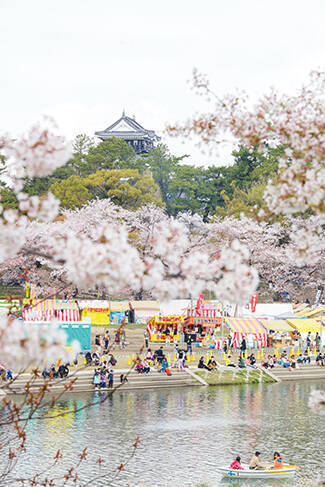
[2,380,325,486]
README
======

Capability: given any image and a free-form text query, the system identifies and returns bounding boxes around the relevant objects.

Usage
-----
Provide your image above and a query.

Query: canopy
[263,320,293,332]
[296,307,325,318]
[226,317,266,335]
[287,318,324,333]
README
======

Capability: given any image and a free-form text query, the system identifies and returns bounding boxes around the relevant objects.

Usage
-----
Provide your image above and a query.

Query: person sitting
[42,368,49,379]
[230,456,244,470]
[92,352,101,366]
[58,364,69,378]
[303,351,311,364]
[198,357,210,370]
[249,451,264,470]
[108,354,117,366]
[120,374,128,384]
[238,356,246,368]
[5,369,13,381]
[135,360,144,374]
[297,354,304,364]
[85,351,92,365]
[143,359,151,374]
[248,354,256,368]
[146,349,153,364]
[273,451,283,469]
[208,358,217,371]
[160,356,172,375]
[316,353,324,366]
[49,366,59,379]
[226,355,236,367]
[289,357,296,370]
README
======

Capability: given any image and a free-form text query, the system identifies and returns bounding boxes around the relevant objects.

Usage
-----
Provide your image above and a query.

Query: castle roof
[95,114,161,142]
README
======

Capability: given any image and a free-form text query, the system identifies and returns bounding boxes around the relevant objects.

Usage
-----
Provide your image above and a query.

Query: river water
[4,380,325,486]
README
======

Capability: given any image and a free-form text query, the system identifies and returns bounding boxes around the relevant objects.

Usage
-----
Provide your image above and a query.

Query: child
[230,456,244,470]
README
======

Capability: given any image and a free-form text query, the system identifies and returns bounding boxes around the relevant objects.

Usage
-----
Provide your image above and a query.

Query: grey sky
[1,0,325,165]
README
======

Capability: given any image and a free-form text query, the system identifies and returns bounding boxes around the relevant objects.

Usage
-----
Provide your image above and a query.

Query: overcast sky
[1,0,325,166]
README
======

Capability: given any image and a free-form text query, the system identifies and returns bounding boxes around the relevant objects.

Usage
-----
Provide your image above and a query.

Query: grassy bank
[195,368,275,385]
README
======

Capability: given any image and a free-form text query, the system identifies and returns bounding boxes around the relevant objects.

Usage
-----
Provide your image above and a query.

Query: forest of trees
[0,135,282,220]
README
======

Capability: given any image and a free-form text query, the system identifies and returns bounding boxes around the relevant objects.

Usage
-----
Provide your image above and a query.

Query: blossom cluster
[0,314,80,370]
[168,69,325,265]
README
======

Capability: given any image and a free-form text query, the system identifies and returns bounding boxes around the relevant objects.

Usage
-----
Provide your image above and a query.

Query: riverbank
[3,365,277,395]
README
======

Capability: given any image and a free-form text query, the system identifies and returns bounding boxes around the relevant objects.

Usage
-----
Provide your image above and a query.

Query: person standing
[240,337,247,357]
[186,333,193,355]
[165,327,171,346]
[108,369,114,389]
[315,332,321,352]
[177,349,184,371]
[104,331,110,351]
[115,329,121,347]
[144,329,149,349]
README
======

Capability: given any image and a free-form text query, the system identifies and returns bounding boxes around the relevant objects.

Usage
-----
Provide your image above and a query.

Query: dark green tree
[145,144,188,214]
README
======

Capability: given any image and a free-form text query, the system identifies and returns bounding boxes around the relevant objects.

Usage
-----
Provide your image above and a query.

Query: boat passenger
[273,452,283,468]
[230,456,244,470]
[249,451,264,470]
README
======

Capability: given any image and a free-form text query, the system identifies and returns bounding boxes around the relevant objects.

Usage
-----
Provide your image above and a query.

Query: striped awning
[263,320,293,332]
[287,318,324,333]
[226,317,266,335]
[296,307,325,318]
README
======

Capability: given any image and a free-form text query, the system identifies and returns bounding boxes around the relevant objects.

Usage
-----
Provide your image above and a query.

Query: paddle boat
[217,462,298,479]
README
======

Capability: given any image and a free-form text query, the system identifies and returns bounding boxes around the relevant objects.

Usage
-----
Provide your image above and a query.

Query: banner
[195,294,204,316]
[314,288,323,306]
[250,294,258,313]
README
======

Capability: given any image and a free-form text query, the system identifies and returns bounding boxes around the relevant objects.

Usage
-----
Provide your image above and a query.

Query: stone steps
[271,365,325,381]
[5,370,199,394]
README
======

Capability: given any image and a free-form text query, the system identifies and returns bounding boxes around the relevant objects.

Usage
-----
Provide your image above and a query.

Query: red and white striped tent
[23,299,80,322]
[226,317,267,348]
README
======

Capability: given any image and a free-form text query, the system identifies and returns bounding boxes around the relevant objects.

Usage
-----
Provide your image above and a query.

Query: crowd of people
[95,328,127,352]
[93,367,114,389]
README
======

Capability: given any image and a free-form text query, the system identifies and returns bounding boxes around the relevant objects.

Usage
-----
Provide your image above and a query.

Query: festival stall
[286,318,324,333]
[263,320,293,332]
[181,295,223,345]
[262,319,294,347]
[183,315,222,344]
[78,300,110,325]
[23,299,80,322]
[225,317,267,348]
[147,315,184,342]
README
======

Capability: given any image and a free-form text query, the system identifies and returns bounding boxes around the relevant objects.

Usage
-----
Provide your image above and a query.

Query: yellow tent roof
[263,320,293,332]
[296,307,325,318]
[286,318,324,333]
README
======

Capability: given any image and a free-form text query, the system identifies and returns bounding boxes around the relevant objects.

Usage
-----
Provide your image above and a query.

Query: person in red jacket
[230,456,244,470]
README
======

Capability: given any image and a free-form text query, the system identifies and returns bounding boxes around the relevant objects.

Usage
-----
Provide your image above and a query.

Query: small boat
[217,463,298,479]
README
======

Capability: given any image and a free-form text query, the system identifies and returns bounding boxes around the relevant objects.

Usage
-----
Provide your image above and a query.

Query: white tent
[240,303,294,319]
